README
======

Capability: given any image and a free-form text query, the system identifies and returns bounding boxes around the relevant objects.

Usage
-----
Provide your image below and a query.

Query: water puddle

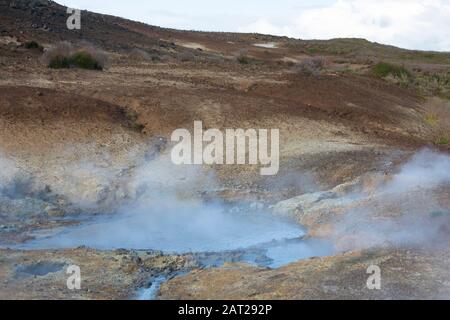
[14,261,66,279]
[265,239,332,268]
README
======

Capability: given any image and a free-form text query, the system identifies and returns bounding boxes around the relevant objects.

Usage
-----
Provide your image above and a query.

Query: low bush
[415,72,450,97]
[123,109,145,132]
[47,55,72,69]
[236,49,249,64]
[371,62,448,97]
[42,42,107,70]
[71,51,103,70]
[24,40,44,52]
[293,57,326,76]
[371,62,411,79]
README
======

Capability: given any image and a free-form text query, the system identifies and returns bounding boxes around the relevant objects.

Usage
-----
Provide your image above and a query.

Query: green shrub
[46,51,104,70]
[71,51,103,70]
[24,40,44,52]
[43,42,106,70]
[371,62,411,79]
[48,55,72,69]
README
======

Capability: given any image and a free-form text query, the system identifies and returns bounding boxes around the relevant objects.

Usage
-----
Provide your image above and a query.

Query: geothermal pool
[15,200,333,268]
[6,197,334,300]
[22,212,302,252]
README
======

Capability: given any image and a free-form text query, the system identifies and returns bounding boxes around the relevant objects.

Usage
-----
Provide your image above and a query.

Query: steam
[383,150,450,193]
[19,152,312,259]
[329,149,450,252]
[0,154,20,193]
[0,153,37,199]
[4,145,449,268]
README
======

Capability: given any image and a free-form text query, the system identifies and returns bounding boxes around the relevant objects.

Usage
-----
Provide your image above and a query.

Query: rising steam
[329,149,450,252]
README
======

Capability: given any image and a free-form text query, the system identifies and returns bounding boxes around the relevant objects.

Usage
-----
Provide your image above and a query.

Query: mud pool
[5,202,334,299]
[12,203,333,267]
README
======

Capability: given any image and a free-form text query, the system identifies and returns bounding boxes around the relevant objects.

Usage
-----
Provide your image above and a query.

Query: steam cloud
[329,149,450,252]
[2,147,449,268]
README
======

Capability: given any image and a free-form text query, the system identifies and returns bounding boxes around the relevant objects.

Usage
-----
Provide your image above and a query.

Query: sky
[58,0,450,51]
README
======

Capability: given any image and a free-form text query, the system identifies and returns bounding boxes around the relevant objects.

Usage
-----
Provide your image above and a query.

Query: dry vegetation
[42,41,107,70]
[293,56,326,76]
[423,98,450,147]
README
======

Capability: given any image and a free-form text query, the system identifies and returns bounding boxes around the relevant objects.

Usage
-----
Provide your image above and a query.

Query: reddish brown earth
[0,0,449,299]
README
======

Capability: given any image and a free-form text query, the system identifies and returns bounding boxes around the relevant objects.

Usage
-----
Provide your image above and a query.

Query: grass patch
[424,114,439,126]
[414,72,450,97]
[436,136,450,145]
[288,38,450,64]
[371,62,411,79]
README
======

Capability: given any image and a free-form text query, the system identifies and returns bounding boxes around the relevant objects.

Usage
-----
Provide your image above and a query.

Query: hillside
[0,0,449,300]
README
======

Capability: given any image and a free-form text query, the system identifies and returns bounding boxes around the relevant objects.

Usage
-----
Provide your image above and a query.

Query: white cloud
[239,0,450,51]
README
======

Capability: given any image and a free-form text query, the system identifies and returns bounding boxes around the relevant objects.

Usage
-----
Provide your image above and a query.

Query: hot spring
[16,200,333,268]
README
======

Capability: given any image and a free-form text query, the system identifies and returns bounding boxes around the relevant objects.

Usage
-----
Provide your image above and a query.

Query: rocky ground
[0,247,195,300]
[159,248,450,300]
[0,0,449,299]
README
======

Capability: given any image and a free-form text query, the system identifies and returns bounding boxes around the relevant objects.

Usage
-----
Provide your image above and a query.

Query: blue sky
[58,0,450,51]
